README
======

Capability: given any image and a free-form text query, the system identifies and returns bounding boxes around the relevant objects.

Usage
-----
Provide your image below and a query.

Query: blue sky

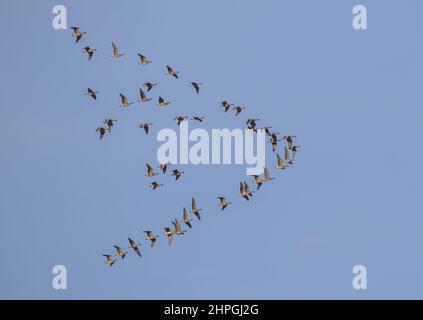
[1,0,423,299]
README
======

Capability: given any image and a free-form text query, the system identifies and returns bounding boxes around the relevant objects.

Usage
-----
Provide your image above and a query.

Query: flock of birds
[69,27,300,267]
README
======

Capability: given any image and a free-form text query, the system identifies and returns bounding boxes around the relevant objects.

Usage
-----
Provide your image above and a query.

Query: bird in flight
[239,181,254,201]
[158,163,169,174]
[252,175,263,190]
[144,231,158,248]
[150,181,163,190]
[145,163,158,177]
[283,135,296,150]
[275,153,288,170]
[95,127,107,140]
[103,254,117,266]
[190,198,202,221]
[103,119,118,132]
[218,197,231,211]
[113,245,127,259]
[128,238,142,257]
[182,207,192,228]
[111,42,124,58]
[172,219,186,235]
[119,93,133,108]
[233,105,246,116]
[174,116,188,126]
[138,122,152,135]
[220,101,233,112]
[137,53,151,65]
[171,169,184,181]
[70,27,86,43]
[82,46,96,60]
[291,145,301,159]
[166,65,179,78]
[156,96,170,107]
[163,227,174,246]
[189,82,202,94]
[138,88,151,103]
[143,82,157,92]
[191,116,205,122]
[283,146,294,165]
[85,88,98,100]
[262,167,275,182]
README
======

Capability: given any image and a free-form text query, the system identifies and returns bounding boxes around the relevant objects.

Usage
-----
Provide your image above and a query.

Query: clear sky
[1,0,423,299]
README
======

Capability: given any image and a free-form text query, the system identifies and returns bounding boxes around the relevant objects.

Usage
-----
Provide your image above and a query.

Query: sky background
[1,0,423,299]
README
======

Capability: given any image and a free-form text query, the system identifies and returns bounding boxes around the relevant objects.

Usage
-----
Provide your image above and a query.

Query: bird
[191,116,205,122]
[163,227,174,246]
[138,122,152,135]
[246,118,260,130]
[182,207,192,228]
[269,131,280,141]
[158,162,169,174]
[156,96,170,107]
[173,116,188,126]
[171,169,184,181]
[145,163,158,177]
[218,197,231,211]
[239,182,253,201]
[220,101,233,112]
[262,167,275,182]
[103,119,117,132]
[150,181,163,190]
[137,53,151,65]
[190,198,202,220]
[283,146,294,164]
[275,153,288,170]
[113,245,127,259]
[70,27,86,43]
[138,88,151,102]
[128,237,142,257]
[257,126,272,135]
[292,145,301,159]
[269,138,281,152]
[283,135,296,150]
[143,82,157,92]
[111,42,124,58]
[166,65,179,78]
[243,181,254,198]
[82,46,96,60]
[189,82,202,94]
[252,175,263,190]
[144,231,158,248]
[119,93,133,108]
[171,219,186,235]
[95,127,107,140]
[85,88,98,100]
[103,254,117,266]
[233,105,246,116]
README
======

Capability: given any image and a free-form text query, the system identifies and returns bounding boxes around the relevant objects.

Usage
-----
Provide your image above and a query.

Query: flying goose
[275,153,288,170]
[183,207,192,228]
[269,138,281,152]
[156,96,170,107]
[158,162,169,174]
[218,197,231,211]
[191,116,205,122]
[143,82,157,92]
[189,82,202,94]
[233,105,246,116]
[173,116,188,126]
[145,163,158,177]
[252,175,263,190]
[244,181,254,198]
[190,198,202,220]
[137,53,151,65]
[269,131,280,141]
[138,122,152,135]
[171,219,186,235]
[103,254,117,266]
[113,245,127,259]
[292,145,301,159]
[95,127,107,140]
[163,227,174,246]
[119,93,133,108]
[220,101,233,112]
[283,146,294,164]
[150,181,163,190]
[246,118,260,130]
[239,182,253,201]
[128,237,142,257]
[111,42,124,58]
[85,88,98,100]
[138,88,151,102]
[82,46,96,60]
[171,169,184,181]
[283,135,296,150]
[262,167,275,182]
[166,65,179,79]
[70,27,86,43]
[103,119,118,132]
[144,231,158,248]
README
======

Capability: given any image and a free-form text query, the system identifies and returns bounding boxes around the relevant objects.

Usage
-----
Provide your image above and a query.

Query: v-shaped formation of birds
[70,27,301,267]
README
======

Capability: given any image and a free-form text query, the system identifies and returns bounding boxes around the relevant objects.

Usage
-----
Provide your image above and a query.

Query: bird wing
[167,65,173,73]
[140,88,146,99]
[112,42,119,55]
[192,198,197,210]
[284,146,290,160]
